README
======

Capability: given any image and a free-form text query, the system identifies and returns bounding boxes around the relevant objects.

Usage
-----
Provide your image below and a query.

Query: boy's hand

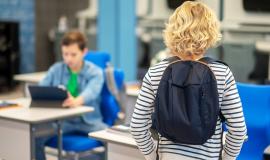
[62,92,84,108]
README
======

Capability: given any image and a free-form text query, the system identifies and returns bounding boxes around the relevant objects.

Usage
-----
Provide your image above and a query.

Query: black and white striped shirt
[130,58,247,160]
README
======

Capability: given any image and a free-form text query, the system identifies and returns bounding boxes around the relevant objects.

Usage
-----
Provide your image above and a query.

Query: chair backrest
[84,51,124,126]
[237,82,270,159]
[84,51,111,69]
[237,83,270,127]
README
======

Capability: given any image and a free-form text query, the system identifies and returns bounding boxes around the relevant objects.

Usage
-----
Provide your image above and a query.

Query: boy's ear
[83,48,89,55]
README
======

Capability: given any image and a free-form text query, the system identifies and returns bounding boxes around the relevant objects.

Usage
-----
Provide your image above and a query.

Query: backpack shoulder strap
[199,57,216,64]
[199,57,226,122]
[164,56,181,63]
[199,57,228,66]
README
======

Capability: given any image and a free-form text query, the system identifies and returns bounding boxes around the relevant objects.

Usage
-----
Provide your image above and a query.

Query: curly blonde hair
[163,1,221,57]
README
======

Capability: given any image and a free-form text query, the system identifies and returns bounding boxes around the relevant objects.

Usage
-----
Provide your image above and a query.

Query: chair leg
[65,152,78,160]
[74,154,79,160]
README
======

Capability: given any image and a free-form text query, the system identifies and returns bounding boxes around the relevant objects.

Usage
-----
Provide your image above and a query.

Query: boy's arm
[39,65,56,86]
[221,67,247,160]
[80,67,104,104]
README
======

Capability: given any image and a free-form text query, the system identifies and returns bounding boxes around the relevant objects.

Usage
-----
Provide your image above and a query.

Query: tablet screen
[28,85,68,101]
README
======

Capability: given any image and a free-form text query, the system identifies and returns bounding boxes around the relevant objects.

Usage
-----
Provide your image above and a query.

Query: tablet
[28,85,68,108]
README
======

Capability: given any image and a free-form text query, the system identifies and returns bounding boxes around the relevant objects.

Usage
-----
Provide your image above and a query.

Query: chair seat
[46,133,102,152]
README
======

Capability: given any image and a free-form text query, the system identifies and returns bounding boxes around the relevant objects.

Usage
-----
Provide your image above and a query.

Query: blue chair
[46,51,124,159]
[85,51,124,126]
[84,51,111,69]
[236,83,270,160]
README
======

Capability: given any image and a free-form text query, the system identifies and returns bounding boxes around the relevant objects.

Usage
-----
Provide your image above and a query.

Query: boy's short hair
[163,1,222,57]
[61,30,87,51]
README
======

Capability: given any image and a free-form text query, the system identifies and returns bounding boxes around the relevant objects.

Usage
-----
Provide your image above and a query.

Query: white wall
[200,0,220,19]
[223,0,270,25]
[136,0,220,20]
[136,0,149,17]
[150,0,173,19]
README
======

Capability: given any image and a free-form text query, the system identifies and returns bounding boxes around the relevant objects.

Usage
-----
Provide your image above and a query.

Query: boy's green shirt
[67,69,79,97]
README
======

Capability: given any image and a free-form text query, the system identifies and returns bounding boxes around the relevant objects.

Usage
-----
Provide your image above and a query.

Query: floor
[46,150,102,160]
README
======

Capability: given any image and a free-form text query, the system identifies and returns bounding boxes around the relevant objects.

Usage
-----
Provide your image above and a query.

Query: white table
[89,129,145,160]
[0,98,93,160]
[14,71,46,84]
[90,129,267,160]
[14,72,47,97]
[125,82,140,124]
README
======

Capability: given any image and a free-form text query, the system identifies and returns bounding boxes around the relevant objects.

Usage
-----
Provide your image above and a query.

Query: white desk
[125,83,140,124]
[89,129,144,160]
[14,71,46,84]
[0,98,93,160]
[90,129,269,160]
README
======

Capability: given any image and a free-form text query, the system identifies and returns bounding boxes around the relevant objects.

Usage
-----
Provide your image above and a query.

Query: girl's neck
[178,53,204,61]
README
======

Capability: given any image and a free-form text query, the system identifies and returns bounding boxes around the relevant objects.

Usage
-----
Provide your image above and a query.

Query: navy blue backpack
[152,56,223,145]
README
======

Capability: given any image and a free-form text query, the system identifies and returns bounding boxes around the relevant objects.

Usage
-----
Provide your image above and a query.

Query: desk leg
[107,143,144,160]
[57,120,63,160]
[268,56,270,80]
[105,143,108,160]
[30,124,36,160]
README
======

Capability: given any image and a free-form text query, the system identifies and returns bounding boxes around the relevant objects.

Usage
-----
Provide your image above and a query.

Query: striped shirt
[130,58,247,160]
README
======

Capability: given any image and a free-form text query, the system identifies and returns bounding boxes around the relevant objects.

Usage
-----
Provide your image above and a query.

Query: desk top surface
[0,98,93,124]
[125,82,140,97]
[89,129,137,148]
[14,72,46,83]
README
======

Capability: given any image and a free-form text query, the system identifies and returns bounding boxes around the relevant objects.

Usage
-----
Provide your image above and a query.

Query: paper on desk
[0,100,21,110]
[106,124,132,136]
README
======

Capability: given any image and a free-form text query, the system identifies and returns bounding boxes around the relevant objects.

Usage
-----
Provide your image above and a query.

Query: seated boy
[36,30,107,160]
